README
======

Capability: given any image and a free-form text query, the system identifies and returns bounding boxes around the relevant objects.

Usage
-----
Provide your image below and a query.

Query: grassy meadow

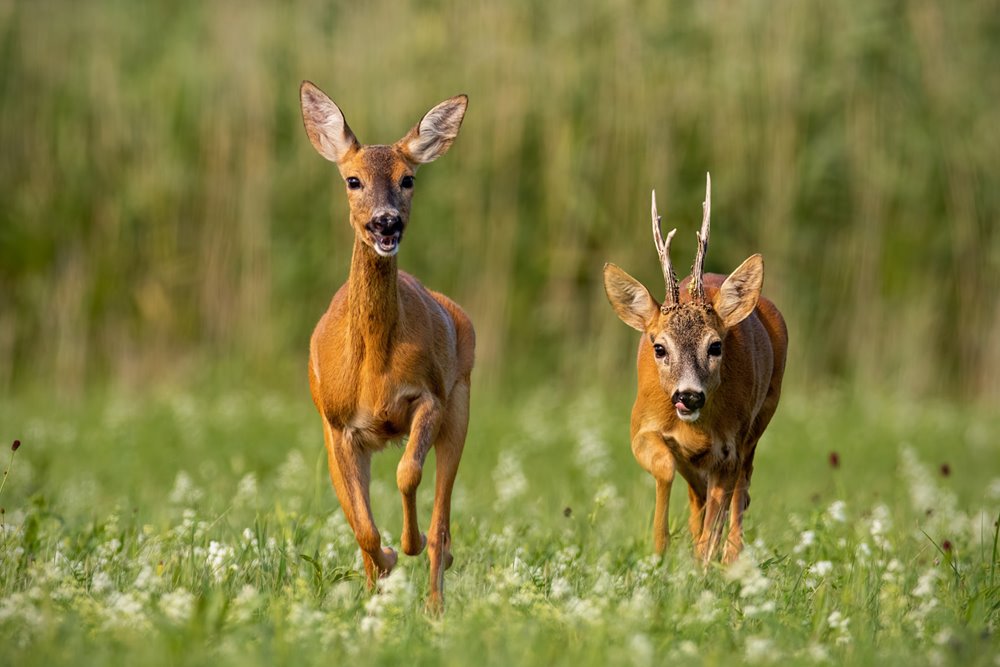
[1,381,998,665]
[1,0,999,665]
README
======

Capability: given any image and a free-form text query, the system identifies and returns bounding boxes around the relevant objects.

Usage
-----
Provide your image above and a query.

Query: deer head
[300,81,468,257]
[604,174,764,423]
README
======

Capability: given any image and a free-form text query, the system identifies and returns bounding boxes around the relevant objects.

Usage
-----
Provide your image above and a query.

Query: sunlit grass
[1,382,997,666]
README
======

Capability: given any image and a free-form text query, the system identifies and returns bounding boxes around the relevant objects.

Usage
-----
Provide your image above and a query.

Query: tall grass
[0,0,997,398]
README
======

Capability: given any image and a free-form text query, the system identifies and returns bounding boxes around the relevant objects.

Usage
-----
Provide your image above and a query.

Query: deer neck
[347,236,399,366]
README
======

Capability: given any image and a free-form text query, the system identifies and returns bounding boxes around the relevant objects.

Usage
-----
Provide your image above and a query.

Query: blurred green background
[1,0,998,401]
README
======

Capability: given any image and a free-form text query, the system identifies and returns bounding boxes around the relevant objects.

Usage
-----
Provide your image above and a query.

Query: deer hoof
[402,531,427,556]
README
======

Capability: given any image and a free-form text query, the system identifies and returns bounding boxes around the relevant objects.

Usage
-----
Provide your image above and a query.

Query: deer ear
[714,254,764,328]
[603,263,660,332]
[300,81,360,163]
[398,95,468,164]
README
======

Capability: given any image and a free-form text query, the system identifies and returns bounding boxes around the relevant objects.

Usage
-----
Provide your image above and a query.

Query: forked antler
[690,172,711,303]
[651,190,680,308]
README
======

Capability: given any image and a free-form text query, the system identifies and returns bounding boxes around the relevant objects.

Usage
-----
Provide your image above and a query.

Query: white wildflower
[159,587,195,624]
[805,642,830,663]
[725,555,771,598]
[629,633,654,665]
[168,471,204,505]
[593,483,623,512]
[92,570,114,594]
[744,636,778,663]
[574,426,611,479]
[810,560,834,577]
[694,590,720,623]
[869,504,892,550]
[231,585,261,623]
[827,610,851,645]
[794,530,816,554]
[826,500,847,523]
[234,472,259,507]
[550,576,572,600]
[102,592,150,631]
[133,565,158,592]
[913,569,940,598]
[744,600,776,617]
[207,540,235,581]
[677,640,699,657]
[565,596,602,624]
[933,629,953,646]
[493,451,528,506]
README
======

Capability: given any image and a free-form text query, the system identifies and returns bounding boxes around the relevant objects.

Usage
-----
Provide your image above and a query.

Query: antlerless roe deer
[300,81,473,608]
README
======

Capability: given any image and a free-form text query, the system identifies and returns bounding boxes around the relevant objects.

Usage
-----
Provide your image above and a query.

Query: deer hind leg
[697,474,734,564]
[325,420,397,585]
[397,395,442,557]
[426,381,469,611]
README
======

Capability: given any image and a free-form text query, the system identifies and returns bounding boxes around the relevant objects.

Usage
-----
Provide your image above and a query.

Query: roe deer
[300,81,474,608]
[603,174,787,564]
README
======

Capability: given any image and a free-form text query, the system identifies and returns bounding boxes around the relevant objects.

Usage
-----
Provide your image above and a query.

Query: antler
[690,172,711,303]
[651,190,680,307]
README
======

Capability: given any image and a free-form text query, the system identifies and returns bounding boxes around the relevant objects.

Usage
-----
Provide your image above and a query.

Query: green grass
[1,380,998,666]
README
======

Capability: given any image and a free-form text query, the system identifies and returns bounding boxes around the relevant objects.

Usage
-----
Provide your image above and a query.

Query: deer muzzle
[366,212,404,257]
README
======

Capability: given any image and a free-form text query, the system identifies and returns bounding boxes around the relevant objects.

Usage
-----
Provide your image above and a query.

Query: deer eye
[653,344,667,359]
[400,175,415,189]
[708,341,723,357]
[346,177,362,190]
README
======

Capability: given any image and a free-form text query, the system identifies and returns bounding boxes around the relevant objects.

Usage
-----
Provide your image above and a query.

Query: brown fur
[301,81,472,609]
[605,237,788,565]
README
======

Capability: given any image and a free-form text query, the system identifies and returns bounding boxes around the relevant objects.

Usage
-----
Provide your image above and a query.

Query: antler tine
[651,189,680,307]
[690,172,711,302]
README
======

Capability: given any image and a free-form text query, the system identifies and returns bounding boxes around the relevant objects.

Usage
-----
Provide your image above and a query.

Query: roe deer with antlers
[300,81,473,607]
[603,174,787,564]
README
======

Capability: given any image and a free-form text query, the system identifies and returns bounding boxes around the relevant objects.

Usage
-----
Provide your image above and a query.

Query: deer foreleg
[398,395,442,557]
[327,422,397,584]
[631,431,676,554]
[723,465,752,564]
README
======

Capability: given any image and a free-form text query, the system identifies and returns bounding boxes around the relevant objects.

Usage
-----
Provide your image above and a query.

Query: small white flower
[913,569,940,598]
[695,589,720,623]
[493,451,528,506]
[827,610,851,645]
[678,640,698,657]
[168,471,204,505]
[550,576,572,600]
[744,600,776,617]
[159,588,195,624]
[744,636,778,663]
[725,555,771,598]
[234,472,258,507]
[92,570,113,594]
[629,633,654,665]
[794,530,816,554]
[826,500,847,523]
[809,561,834,578]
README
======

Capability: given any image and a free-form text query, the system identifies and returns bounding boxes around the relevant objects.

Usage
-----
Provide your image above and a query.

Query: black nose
[367,213,402,235]
[672,390,705,411]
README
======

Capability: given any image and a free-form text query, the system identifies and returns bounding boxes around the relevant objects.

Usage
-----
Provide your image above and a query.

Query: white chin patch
[676,409,700,423]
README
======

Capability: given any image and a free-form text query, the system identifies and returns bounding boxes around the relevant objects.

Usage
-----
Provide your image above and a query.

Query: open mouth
[675,402,700,422]
[370,232,401,257]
